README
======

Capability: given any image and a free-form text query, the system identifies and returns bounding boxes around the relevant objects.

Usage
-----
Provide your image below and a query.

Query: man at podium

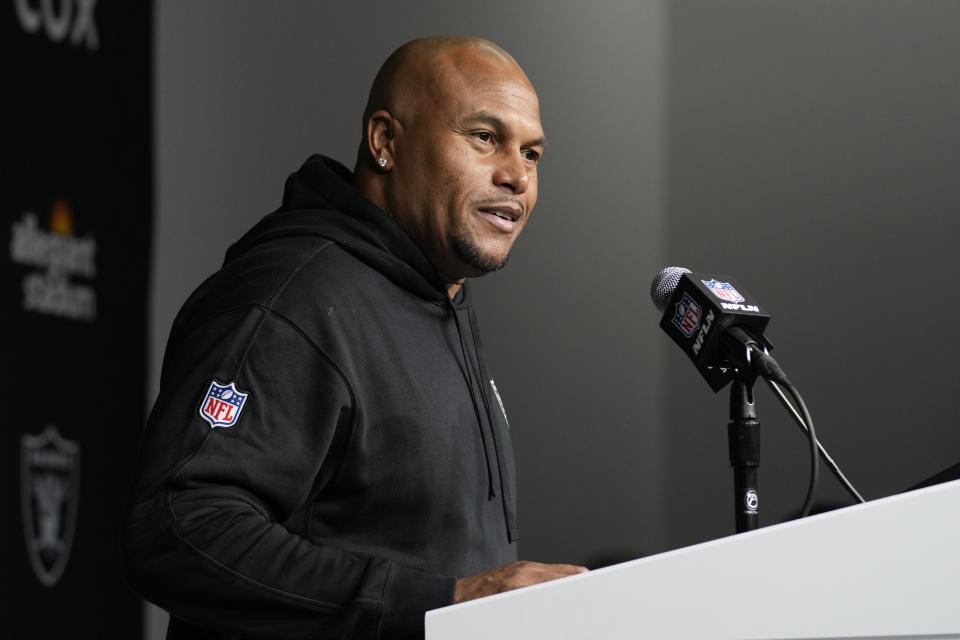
[123,36,585,639]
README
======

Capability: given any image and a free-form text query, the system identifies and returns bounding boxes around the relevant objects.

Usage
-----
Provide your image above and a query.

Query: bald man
[122,37,584,640]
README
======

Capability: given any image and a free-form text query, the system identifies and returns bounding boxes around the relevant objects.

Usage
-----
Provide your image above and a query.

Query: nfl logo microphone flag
[1,3,151,635]
[702,279,746,304]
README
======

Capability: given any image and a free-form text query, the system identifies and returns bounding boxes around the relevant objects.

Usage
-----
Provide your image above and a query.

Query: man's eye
[474,131,493,143]
[523,149,541,163]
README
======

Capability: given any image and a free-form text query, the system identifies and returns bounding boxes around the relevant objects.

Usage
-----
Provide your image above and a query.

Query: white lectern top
[426,479,960,640]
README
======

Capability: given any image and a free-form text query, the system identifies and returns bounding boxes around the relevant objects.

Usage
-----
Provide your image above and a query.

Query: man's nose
[492,150,529,194]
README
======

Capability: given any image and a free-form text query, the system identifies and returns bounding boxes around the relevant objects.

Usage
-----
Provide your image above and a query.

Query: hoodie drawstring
[449,302,497,501]
[465,307,518,543]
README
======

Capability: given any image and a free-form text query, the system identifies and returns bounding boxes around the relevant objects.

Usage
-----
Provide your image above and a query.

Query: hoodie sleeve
[122,307,455,639]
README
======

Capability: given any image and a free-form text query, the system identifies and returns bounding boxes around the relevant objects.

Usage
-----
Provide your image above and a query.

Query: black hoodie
[123,155,518,639]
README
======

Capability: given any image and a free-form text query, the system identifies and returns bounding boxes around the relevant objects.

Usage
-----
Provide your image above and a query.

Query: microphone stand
[728,376,760,532]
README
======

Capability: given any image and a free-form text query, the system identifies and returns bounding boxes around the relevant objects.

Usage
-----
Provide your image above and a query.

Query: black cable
[780,378,819,517]
[763,378,866,504]
[732,333,863,515]
[748,347,820,517]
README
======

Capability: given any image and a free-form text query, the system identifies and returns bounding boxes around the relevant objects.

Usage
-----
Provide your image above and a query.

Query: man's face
[384,51,545,282]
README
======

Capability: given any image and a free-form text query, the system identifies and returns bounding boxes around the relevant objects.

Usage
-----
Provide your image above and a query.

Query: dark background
[1,1,151,635]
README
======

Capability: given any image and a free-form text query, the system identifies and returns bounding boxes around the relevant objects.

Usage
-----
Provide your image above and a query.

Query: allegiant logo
[9,205,98,322]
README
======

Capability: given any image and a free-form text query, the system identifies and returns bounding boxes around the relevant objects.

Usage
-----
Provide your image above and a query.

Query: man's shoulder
[227,232,360,294]
[174,234,371,330]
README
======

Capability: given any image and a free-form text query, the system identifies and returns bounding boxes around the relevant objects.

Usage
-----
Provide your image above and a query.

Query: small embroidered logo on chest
[199,380,249,428]
[489,378,509,426]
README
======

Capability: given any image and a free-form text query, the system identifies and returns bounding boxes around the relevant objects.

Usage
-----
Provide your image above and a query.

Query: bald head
[353,36,544,296]
[361,37,523,124]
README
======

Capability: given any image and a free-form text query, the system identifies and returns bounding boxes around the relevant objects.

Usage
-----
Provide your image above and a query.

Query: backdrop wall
[2,1,151,635]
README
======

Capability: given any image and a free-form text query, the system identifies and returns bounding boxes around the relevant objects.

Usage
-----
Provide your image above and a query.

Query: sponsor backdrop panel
[2,1,151,635]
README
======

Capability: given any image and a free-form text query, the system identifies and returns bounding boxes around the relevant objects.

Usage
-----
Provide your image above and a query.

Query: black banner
[2,1,151,634]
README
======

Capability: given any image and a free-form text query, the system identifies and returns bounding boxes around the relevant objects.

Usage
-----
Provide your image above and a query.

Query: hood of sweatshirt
[224,154,457,305]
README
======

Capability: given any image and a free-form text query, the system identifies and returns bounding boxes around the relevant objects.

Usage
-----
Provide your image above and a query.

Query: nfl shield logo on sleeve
[199,380,249,428]
[701,279,745,303]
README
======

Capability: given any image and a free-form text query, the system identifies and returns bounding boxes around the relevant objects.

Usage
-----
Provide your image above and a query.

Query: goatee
[453,236,510,274]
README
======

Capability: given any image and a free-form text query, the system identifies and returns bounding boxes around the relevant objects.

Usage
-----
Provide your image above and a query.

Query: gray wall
[150,1,960,637]
[661,0,960,549]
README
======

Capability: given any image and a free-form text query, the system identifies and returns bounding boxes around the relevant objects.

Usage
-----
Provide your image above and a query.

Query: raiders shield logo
[20,425,81,588]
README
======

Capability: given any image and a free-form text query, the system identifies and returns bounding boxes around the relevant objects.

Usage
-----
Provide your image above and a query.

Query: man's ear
[366,109,396,170]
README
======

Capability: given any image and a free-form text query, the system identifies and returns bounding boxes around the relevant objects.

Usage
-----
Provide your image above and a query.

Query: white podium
[426,479,960,639]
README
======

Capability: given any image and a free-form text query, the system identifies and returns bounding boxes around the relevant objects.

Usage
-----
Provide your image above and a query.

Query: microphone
[650,266,784,391]
[652,267,848,520]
